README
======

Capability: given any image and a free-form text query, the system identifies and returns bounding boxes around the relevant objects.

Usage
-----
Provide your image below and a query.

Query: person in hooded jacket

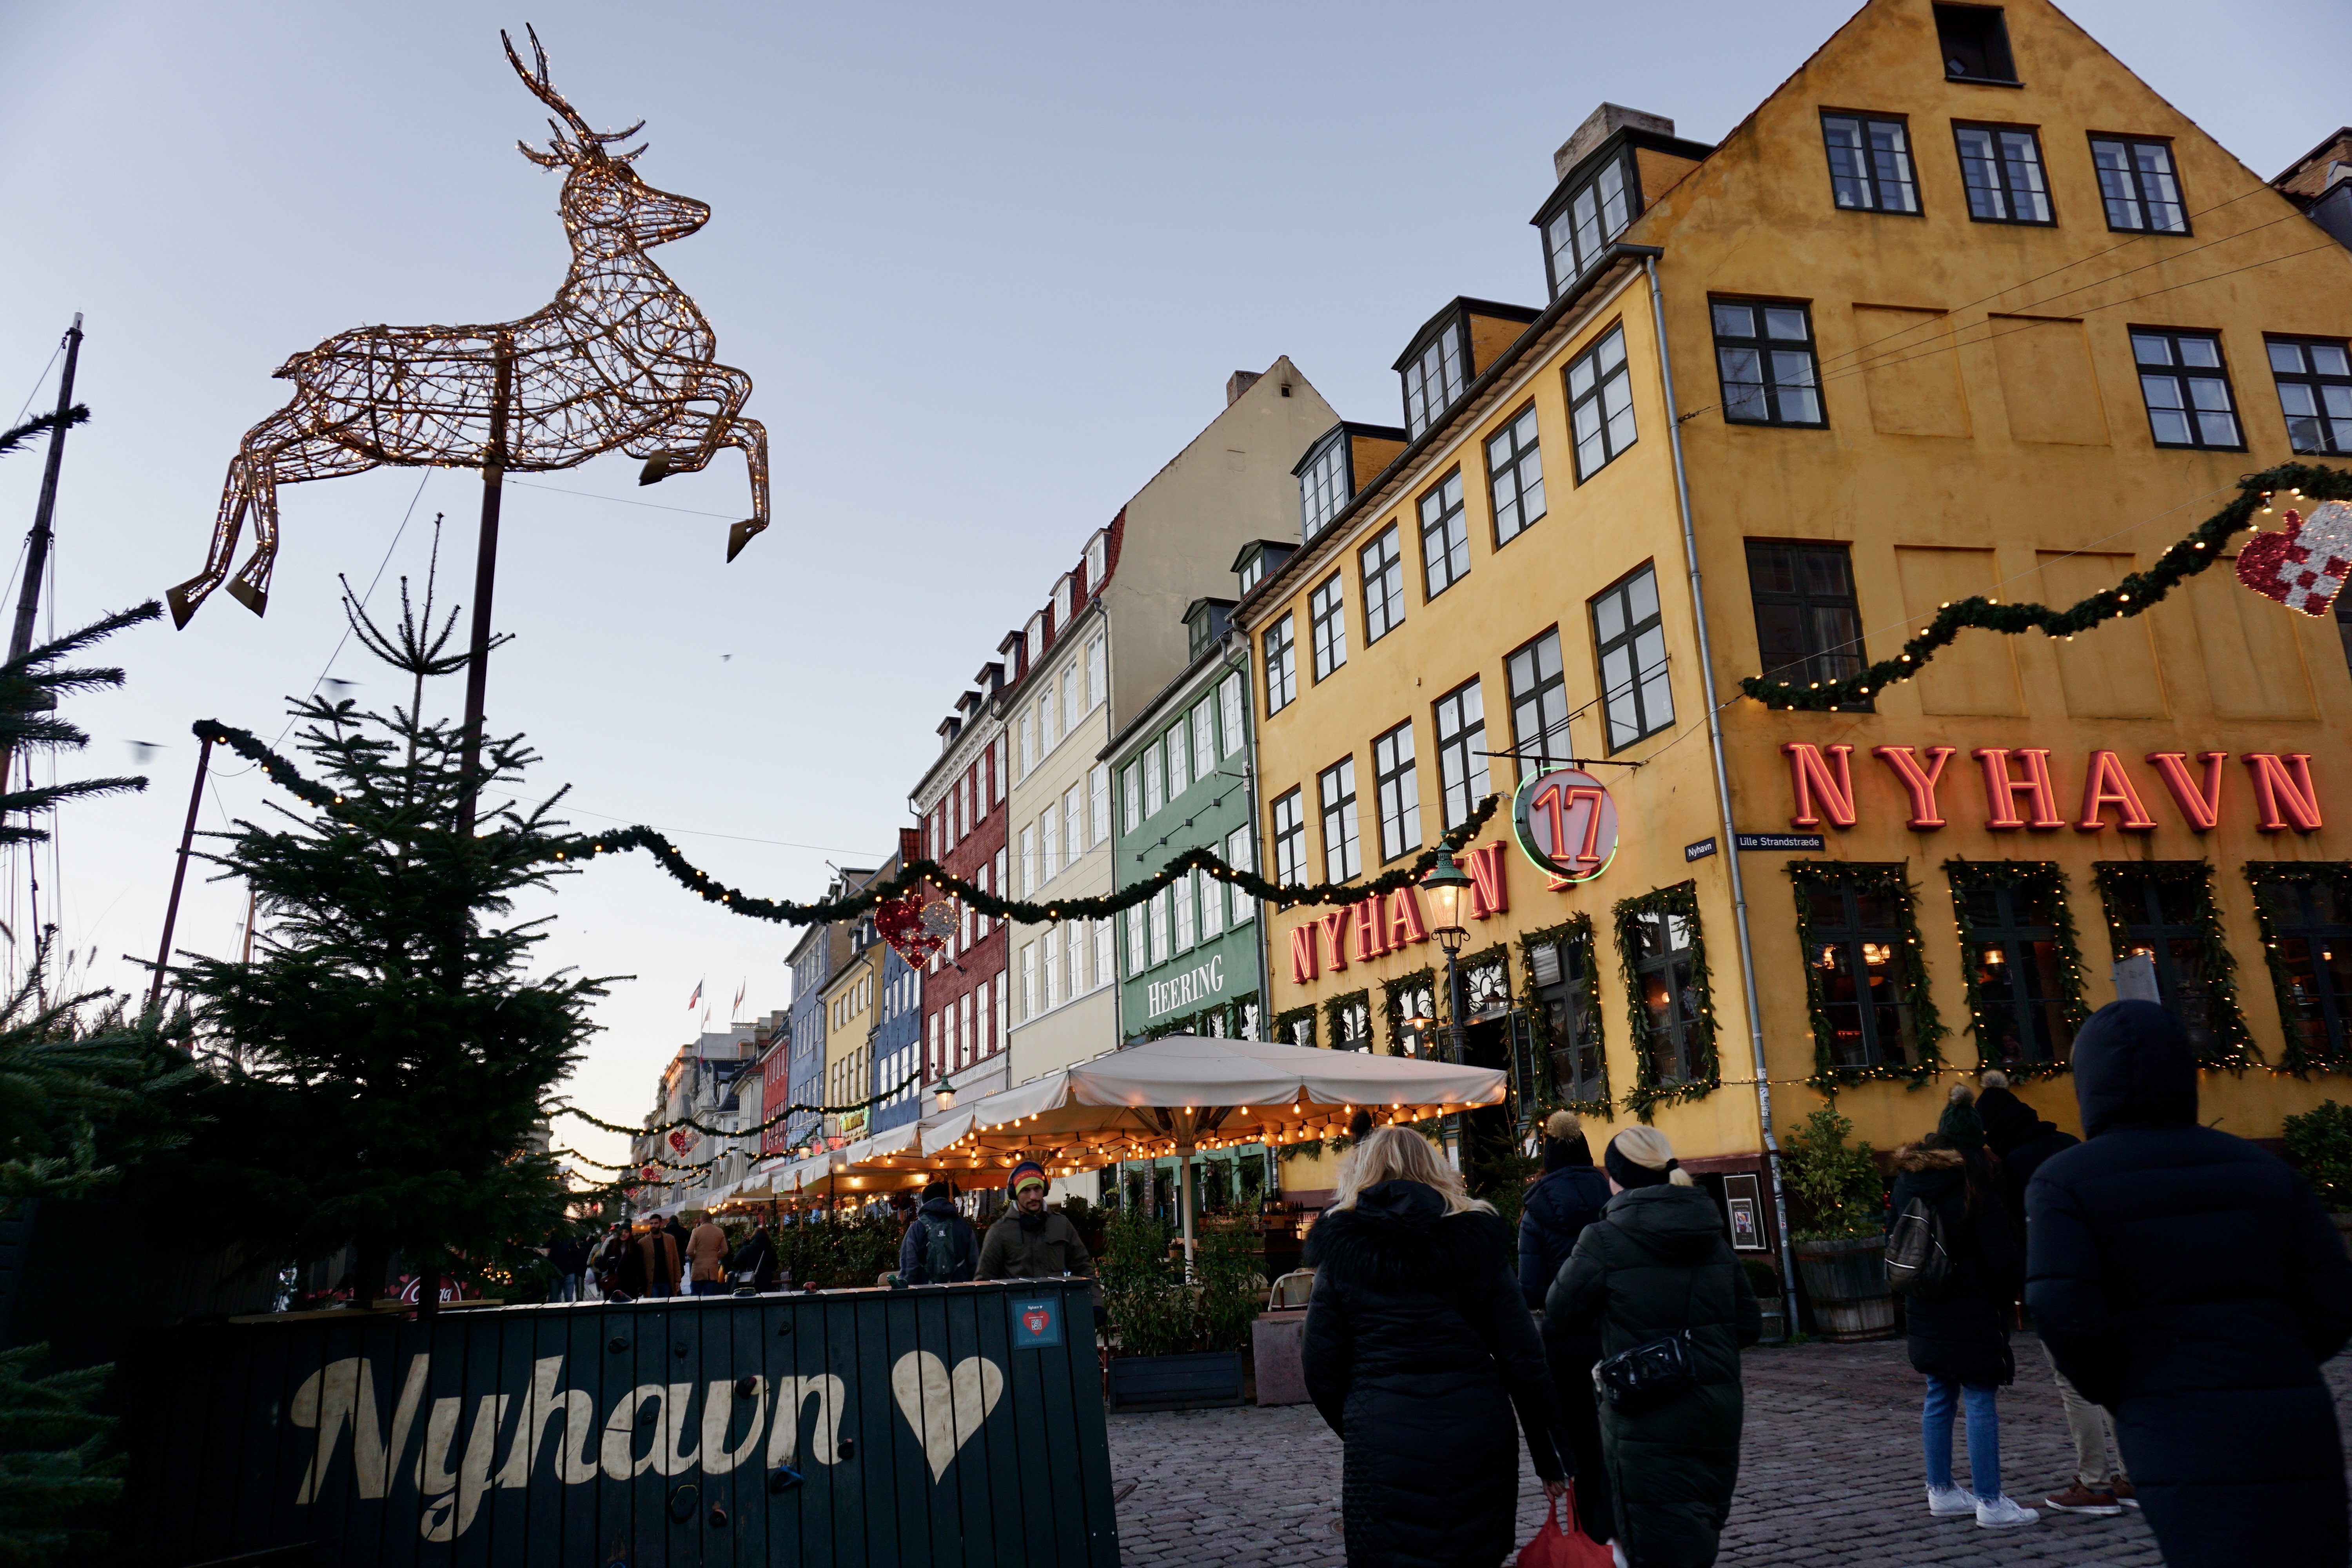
[1302,1125,1569,1568]
[728,1221,779,1290]
[900,1180,978,1283]
[2027,1000,2352,1568]
[1518,1109,1615,1546]
[1548,1125,1757,1568]
[1889,1087,2037,1529]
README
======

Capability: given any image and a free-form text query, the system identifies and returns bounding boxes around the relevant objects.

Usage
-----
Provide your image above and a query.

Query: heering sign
[1779,743,2324,834]
[1147,954,1224,1020]
[1512,766,1620,884]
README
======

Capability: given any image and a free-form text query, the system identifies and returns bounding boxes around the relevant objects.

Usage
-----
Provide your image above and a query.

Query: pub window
[1361,524,1407,644]
[2251,870,2352,1065]
[1934,4,2018,84]
[1532,934,1604,1102]
[1234,995,1262,1041]
[1270,788,1307,888]
[1711,301,1825,427]
[1802,871,1916,1069]
[1566,326,1637,480]
[1954,124,2053,224]
[2097,866,2222,1058]
[1432,677,1491,830]
[1319,757,1361,883]
[2090,136,2187,234]
[1309,572,1348,681]
[1746,541,1870,701]
[1373,720,1421,862]
[1952,869,2074,1066]
[1628,908,1702,1083]
[1403,323,1467,438]
[1506,628,1571,771]
[1392,979,1437,1057]
[1419,470,1471,600]
[1465,956,1511,1019]
[2132,329,2242,450]
[2267,338,2352,456]
[1486,406,1548,545]
[1264,615,1297,715]
[1331,995,1372,1052]
[1592,566,1675,751]
[1821,112,1920,213]
[1298,429,1350,539]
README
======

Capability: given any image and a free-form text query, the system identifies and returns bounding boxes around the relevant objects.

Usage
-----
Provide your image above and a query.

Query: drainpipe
[1643,253,1801,1336]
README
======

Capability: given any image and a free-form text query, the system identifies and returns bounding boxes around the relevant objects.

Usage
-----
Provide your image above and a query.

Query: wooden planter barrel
[1104,1349,1247,1412]
[113,1279,1117,1567]
[1792,1236,1898,1342]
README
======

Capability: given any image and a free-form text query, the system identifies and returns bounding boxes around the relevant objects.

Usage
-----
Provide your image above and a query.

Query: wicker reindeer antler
[167,25,769,628]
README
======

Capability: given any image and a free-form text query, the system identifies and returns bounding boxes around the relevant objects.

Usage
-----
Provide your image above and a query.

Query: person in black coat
[1517,1109,1615,1545]
[1888,1087,2036,1528]
[1549,1125,1758,1568]
[2027,1000,2352,1568]
[1303,1125,1569,1568]
[899,1181,978,1284]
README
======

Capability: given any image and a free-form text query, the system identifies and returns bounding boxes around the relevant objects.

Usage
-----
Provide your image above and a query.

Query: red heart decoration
[876,891,950,968]
[2237,502,2352,617]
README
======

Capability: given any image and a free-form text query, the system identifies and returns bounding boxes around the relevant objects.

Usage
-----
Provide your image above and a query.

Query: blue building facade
[784,925,829,1151]
[871,941,923,1134]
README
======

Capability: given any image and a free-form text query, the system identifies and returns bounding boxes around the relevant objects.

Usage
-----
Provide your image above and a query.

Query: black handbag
[1591,1269,1701,1412]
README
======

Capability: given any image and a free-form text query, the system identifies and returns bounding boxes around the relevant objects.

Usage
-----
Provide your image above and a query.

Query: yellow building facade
[820,931,883,1145]
[1240,0,2352,1220]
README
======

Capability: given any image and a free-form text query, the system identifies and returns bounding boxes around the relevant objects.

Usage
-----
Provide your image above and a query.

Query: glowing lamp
[1421,854,1473,955]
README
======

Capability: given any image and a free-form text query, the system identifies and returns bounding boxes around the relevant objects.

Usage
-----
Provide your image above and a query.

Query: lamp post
[1420,855,1473,1065]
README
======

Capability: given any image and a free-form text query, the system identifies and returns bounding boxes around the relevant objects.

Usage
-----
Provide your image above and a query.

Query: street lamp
[1421,855,1472,1065]
[935,1075,957,1111]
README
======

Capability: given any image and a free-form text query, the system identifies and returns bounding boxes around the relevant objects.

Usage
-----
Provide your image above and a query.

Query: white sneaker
[1926,1484,1975,1517]
[1975,1495,2040,1529]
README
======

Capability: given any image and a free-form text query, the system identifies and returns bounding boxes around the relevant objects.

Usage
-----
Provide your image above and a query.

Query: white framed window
[993,973,1006,1049]
[993,848,1008,911]
[991,736,1007,802]
[1058,666,1074,740]
[1019,826,1036,897]
[959,993,974,1069]
[1086,634,1107,711]
[1168,720,1189,798]
[1065,922,1085,1001]
[1200,867,1225,939]
[1016,713,1033,778]
[1298,430,1349,538]
[1041,803,1062,882]
[1063,783,1084,866]
[946,997,960,1069]
[960,900,973,952]
[1036,692,1054,756]
[1220,671,1245,757]
[1089,764,1111,846]
[1174,873,1196,951]
[1042,927,1061,1009]
[1025,612,1045,671]
[1225,828,1256,926]
[1021,944,1038,1020]
[1123,761,1143,831]
[1053,574,1072,630]
[1085,531,1107,593]
[1093,918,1114,990]
[1149,887,1170,965]
[1145,740,1165,817]
[1191,703,1213,782]
[1125,902,1148,977]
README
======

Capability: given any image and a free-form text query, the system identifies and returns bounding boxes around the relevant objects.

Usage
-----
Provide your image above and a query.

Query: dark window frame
[1744,539,1872,706]
[1933,3,2021,85]
[1485,404,1548,546]
[2104,867,2222,1055]
[1953,122,2055,225]
[1361,524,1407,644]
[1418,468,1471,601]
[1269,788,1307,888]
[2130,326,2245,452]
[1593,564,1675,753]
[1297,428,1352,539]
[1506,627,1572,774]
[1308,571,1348,682]
[1402,319,1469,439]
[1956,873,2073,1067]
[1263,615,1297,715]
[2267,336,2352,456]
[1372,720,1421,864]
[1540,148,1641,302]
[1532,933,1605,1102]
[1566,324,1639,479]
[1820,109,1922,215]
[1710,298,1828,428]
[1629,907,1703,1084]
[2088,134,2189,235]
[2255,873,2352,1065]
[1318,756,1361,883]
[1804,871,1916,1070]
[1432,677,1490,832]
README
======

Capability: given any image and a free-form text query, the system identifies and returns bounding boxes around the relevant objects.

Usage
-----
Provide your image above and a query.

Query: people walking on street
[978,1162,1098,1302]
[1548,1125,1756,1568]
[619,1214,682,1299]
[2028,1000,2352,1568]
[1302,1125,1569,1568]
[686,1212,729,1296]
[1977,1070,2130,1515]
[1891,1087,2036,1530]
[901,1180,978,1284]
[545,1230,588,1302]
[594,1223,631,1297]
[1519,1109,1615,1548]
[729,1221,779,1291]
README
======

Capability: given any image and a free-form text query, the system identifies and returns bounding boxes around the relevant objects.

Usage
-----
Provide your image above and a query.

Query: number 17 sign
[1512,766,1620,885]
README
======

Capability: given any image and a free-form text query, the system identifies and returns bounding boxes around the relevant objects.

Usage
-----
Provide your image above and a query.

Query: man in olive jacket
[978,1162,1099,1304]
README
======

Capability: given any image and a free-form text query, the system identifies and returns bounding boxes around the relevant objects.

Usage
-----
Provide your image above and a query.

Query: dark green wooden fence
[116,1280,1117,1567]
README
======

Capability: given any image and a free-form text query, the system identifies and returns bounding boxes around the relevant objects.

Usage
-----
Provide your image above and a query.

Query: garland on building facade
[1515,914,1612,1117]
[2242,862,2352,1078]
[1785,862,1947,1095]
[1324,989,1372,1052]
[1381,967,1436,1058]
[2089,861,2259,1071]
[1740,463,2352,711]
[1614,883,1719,1123]
[550,1067,922,1142]
[1943,860,2092,1082]
[1272,1005,1318,1049]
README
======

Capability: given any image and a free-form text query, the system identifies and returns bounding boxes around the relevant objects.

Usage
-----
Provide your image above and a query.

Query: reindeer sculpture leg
[169,407,375,627]
[630,374,771,559]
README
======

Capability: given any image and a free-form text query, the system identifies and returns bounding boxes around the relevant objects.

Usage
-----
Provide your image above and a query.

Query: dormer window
[1934,3,2018,84]
[1233,539,1298,598]
[1544,157,1632,297]
[1085,530,1108,593]
[1025,612,1046,667]
[1053,574,1073,629]
[1401,323,1466,438]
[1297,428,1350,537]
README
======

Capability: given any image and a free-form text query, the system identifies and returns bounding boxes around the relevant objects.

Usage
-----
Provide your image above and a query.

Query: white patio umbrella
[925,1034,1506,1271]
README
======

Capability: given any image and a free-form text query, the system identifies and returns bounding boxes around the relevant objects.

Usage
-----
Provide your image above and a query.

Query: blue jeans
[1922,1375,2002,1499]
[691,1279,726,1296]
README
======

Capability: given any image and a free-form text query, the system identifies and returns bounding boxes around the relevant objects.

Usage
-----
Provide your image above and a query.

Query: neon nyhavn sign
[1779,743,2323,834]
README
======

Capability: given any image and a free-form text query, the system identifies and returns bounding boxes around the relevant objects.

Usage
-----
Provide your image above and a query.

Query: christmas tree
[165,570,605,1308]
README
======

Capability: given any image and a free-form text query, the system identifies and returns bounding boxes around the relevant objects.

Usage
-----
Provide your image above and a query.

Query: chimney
[1226,369,1263,407]
[1555,104,1675,182]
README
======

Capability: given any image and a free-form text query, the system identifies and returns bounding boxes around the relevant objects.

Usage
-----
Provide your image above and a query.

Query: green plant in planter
[1779,1108,1884,1241]
[2285,1100,2352,1212]
[1099,1205,1263,1357]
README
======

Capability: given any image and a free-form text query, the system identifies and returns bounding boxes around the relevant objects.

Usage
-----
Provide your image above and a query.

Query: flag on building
[687,977,703,1010]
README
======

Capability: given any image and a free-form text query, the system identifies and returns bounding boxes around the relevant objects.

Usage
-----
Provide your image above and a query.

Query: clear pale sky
[1,0,2342,1172]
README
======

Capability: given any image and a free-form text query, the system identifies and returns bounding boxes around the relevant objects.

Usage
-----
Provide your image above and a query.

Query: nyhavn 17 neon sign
[1780,744,2322,834]
[1512,765,1620,882]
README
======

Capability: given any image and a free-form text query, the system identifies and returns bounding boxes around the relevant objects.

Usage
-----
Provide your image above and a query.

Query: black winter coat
[1302,1180,1566,1568]
[1887,1145,2018,1387]
[1548,1184,1758,1568]
[2027,1000,2352,1568]
[1519,1163,1612,1314]
[1976,1084,2077,1240]
[899,1197,978,1284]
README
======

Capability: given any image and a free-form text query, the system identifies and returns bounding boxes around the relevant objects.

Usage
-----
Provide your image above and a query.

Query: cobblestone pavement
[1106,1334,2352,1566]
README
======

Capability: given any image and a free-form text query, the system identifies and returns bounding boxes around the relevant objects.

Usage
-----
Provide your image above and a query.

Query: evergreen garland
[1272,1005,1317,1048]
[1323,989,1371,1051]
[549,1067,922,1142]
[192,717,1499,924]
[1740,463,2352,710]
[1380,967,1436,1056]
[1785,862,1947,1094]
[2089,861,2259,1071]
[1514,914,1612,1117]
[1614,883,1719,1122]
[1943,860,2091,1081]
[2242,862,2352,1077]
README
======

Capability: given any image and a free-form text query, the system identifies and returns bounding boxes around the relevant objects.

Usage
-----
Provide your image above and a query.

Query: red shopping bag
[1516,1488,1612,1568]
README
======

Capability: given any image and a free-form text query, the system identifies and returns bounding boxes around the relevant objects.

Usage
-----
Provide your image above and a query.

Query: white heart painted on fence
[888,1350,1005,1483]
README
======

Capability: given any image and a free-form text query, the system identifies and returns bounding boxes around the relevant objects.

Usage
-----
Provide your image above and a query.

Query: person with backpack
[900,1180,977,1284]
[1548,1125,1757,1567]
[1889,1086,2035,1530]
[1518,1109,1615,1548]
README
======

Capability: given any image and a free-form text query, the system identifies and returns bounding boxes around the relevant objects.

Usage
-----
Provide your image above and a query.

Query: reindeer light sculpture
[166,26,768,630]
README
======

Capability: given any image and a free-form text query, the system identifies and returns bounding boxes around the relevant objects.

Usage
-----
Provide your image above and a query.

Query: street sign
[1511,766,1619,884]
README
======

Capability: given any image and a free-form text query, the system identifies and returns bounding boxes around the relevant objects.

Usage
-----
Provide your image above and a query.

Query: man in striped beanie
[978,1160,1099,1304]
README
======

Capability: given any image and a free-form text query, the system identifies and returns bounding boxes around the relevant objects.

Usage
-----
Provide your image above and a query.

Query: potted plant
[2284,1100,2352,1251]
[1778,1108,1896,1342]
[1100,1205,1259,1411]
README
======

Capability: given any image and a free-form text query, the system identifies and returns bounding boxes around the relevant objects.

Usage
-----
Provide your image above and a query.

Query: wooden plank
[910,1288,964,1568]
[872,1288,922,1568]
[187,1319,256,1551]
[1059,1286,1122,1568]
[559,1303,608,1568]
[1025,1287,1091,1566]
[784,1292,830,1568]
[976,1284,1035,1565]
[828,1290,875,1568]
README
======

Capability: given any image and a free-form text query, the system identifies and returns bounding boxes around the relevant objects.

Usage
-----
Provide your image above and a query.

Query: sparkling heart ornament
[2236,501,2352,616]
[875,892,955,968]
[889,1350,1004,1483]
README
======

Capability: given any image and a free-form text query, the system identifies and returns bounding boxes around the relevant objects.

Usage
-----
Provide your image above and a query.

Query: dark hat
[922,1179,949,1201]
[1937,1085,1987,1150]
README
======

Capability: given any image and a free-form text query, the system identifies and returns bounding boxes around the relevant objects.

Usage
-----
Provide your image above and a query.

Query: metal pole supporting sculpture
[166,27,770,828]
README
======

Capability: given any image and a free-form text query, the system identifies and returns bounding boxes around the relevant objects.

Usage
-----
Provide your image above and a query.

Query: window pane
[1711,303,1754,338]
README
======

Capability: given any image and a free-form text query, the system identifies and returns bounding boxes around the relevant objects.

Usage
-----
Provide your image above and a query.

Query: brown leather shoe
[2108,1476,2139,1509]
[2043,1483,2122,1515]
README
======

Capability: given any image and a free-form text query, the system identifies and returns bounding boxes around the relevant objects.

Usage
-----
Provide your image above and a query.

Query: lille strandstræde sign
[1511,765,1620,884]
[1779,743,2323,834]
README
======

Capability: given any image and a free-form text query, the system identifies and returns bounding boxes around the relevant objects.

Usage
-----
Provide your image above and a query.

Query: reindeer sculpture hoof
[640,451,679,486]
[165,581,205,630]
[726,518,766,562]
[225,578,269,618]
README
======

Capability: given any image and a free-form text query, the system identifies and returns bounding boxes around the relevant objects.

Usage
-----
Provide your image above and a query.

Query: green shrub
[1779,1108,1884,1241]
[2285,1100,2352,1211]
[1099,1204,1263,1357]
